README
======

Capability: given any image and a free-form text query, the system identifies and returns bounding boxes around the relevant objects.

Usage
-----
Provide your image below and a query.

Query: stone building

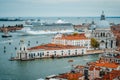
[52,33,91,50]
[91,11,116,49]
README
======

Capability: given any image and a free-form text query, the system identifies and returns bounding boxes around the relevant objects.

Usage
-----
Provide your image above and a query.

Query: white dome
[96,20,110,29]
[90,24,96,30]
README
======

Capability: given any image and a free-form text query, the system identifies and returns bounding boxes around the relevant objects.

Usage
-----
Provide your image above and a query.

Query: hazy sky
[0,0,120,17]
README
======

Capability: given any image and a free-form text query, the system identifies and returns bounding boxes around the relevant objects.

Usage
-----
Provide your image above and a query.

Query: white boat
[17,27,74,35]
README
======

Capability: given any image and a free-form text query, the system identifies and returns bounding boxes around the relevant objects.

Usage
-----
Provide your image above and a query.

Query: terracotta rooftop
[57,72,84,80]
[95,62,119,69]
[55,33,89,40]
[28,43,85,51]
[89,66,101,71]
[103,70,120,80]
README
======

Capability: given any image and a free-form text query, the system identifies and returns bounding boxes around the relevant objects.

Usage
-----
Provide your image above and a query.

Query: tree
[73,32,78,36]
[91,38,99,49]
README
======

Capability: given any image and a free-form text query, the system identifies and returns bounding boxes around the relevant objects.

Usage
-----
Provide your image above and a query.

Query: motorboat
[1,28,12,38]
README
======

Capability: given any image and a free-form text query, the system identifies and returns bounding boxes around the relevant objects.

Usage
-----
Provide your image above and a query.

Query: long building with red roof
[15,41,86,60]
[52,33,91,50]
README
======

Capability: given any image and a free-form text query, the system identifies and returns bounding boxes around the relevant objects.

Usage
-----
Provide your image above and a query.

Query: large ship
[25,19,73,26]
[17,27,74,35]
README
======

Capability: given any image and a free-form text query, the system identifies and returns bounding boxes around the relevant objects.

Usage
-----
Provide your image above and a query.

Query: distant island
[0,18,23,21]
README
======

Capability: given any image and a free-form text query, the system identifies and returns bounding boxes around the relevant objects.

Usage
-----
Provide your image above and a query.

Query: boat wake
[64,66,71,69]
[0,39,13,44]
[17,27,74,35]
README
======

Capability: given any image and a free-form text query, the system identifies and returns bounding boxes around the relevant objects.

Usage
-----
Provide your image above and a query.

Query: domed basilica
[91,11,116,50]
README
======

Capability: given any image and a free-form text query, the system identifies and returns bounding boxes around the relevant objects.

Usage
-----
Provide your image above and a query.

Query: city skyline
[0,0,120,17]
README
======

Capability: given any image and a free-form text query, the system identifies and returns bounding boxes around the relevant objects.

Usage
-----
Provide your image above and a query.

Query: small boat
[2,35,12,38]
[1,28,12,38]
[68,59,74,62]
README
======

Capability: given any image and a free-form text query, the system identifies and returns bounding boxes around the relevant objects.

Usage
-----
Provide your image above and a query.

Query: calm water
[0,17,120,80]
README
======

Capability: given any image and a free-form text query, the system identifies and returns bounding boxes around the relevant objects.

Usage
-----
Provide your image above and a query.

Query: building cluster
[15,33,90,60]
[46,51,120,80]
[44,12,120,80]
[52,33,91,50]
[74,11,116,50]
[10,11,120,79]
[13,11,117,61]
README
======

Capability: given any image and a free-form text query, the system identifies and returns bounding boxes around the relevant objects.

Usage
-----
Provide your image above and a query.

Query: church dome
[96,20,110,29]
[96,11,110,29]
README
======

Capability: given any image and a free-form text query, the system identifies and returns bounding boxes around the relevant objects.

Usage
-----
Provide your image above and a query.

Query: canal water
[0,17,120,80]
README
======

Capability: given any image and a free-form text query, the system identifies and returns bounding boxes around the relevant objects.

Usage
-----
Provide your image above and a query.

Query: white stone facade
[52,33,91,50]
[16,43,86,59]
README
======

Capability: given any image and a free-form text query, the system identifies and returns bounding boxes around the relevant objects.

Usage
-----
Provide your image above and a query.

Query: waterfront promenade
[86,50,104,54]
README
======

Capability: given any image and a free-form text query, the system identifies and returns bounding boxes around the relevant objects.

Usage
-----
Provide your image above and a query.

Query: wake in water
[17,27,74,35]
[0,39,13,44]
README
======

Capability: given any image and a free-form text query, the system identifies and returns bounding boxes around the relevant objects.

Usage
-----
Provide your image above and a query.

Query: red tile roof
[28,43,85,50]
[55,33,89,40]
[58,72,84,80]
[89,66,101,71]
[95,62,119,69]
[103,70,120,80]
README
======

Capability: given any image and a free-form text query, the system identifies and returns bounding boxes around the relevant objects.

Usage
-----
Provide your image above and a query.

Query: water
[0,17,120,80]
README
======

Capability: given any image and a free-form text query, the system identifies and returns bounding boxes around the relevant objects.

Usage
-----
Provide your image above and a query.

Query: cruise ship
[25,19,73,26]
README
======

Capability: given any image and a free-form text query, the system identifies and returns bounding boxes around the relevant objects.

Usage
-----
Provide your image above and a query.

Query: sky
[0,0,120,17]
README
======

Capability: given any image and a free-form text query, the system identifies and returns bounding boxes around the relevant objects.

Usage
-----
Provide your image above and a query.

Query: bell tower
[17,39,28,59]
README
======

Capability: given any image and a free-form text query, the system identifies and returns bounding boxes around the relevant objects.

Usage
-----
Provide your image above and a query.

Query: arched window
[94,33,97,37]
[24,47,25,50]
[68,50,70,55]
[82,49,84,55]
[40,53,42,57]
[37,53,39,56]
[29,54,31,57]
[61,51,64,55]
[42,52,44,56]
[107,33,111,37]
[47,54,49,56]
[103,33,105,37]
[75,50,77,55]
[34,53,35,56]
[54,51,56,53]
[101,33,102,37]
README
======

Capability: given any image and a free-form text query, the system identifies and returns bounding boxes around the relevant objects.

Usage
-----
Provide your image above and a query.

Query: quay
[9,49,104,61]
[0,24,23,32]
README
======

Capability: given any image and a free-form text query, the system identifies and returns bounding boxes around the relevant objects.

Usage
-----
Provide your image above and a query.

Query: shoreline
[9,50,104,61]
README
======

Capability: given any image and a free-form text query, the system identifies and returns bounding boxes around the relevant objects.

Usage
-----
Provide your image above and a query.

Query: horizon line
[0,16,120,18]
